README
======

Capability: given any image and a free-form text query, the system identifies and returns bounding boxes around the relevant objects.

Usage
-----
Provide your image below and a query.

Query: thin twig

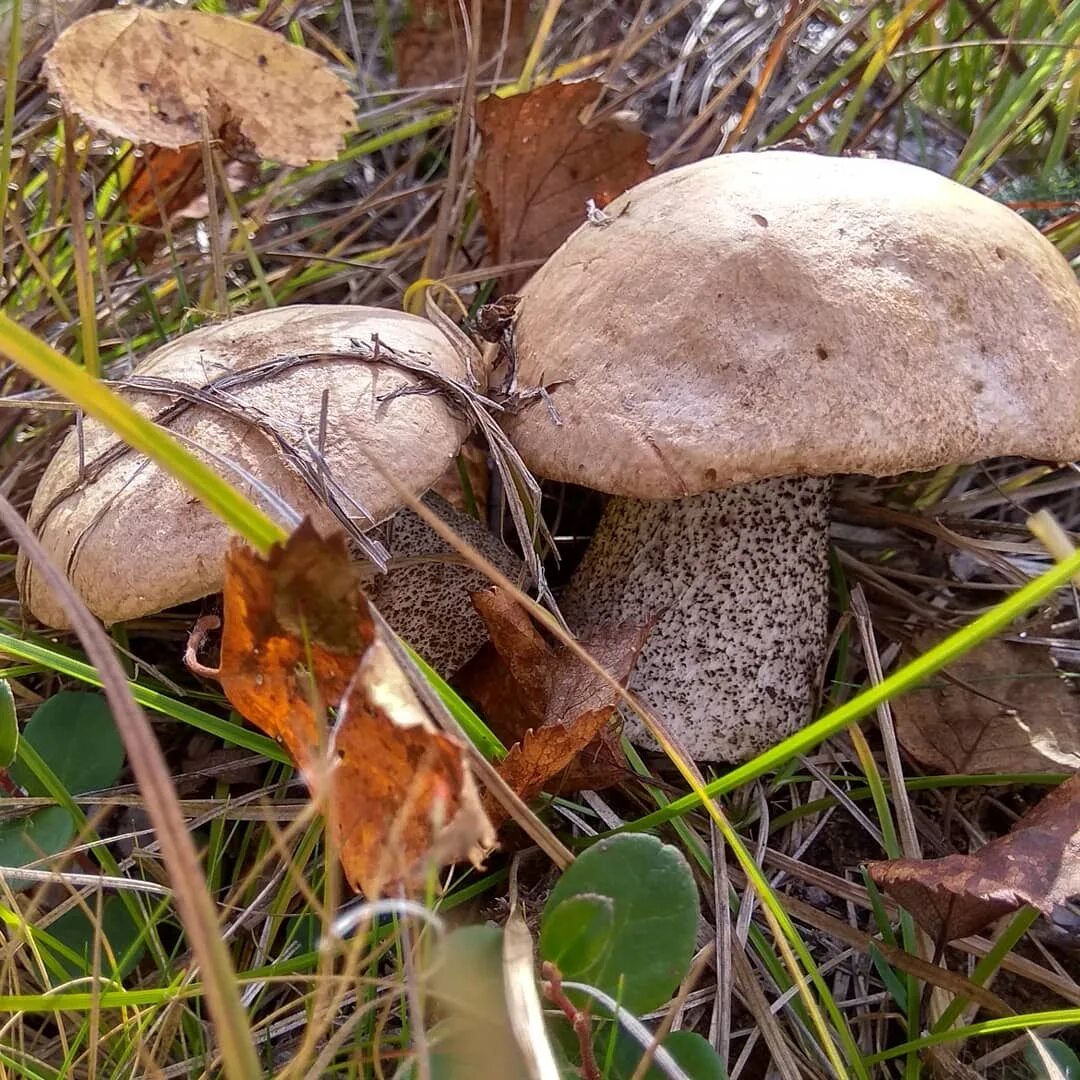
[541,961,599,1080]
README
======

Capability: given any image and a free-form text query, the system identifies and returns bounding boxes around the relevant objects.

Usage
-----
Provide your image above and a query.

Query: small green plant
[540,834,698,1015]
[1026,1037,1080,1080]
[0,691,149,987]
[0,691,124,889]
[424,833,723,1079]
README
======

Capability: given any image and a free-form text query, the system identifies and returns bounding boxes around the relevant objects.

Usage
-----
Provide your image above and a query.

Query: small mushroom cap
[19,305,471,628]
[503,152,1080,498]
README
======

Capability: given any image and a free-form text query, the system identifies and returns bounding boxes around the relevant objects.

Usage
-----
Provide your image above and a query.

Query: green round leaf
[1026,1037,1080,1080]
[0,680,17,767]
[46,896,146,982]
[0,806,77,891]
[609,1029,726,1080]
[424,926,529,1079]
[9,692,124,797]
[542,893,614,975]
[540,833,698,1014]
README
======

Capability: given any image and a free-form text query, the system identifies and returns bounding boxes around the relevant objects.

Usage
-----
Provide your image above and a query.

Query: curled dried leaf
[868,774,1080,942]
[332,631,495,897]
[195,521,494,897]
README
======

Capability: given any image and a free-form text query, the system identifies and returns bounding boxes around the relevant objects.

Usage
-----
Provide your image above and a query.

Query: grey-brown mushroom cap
[19,305,471,629]
[502,152,1080,499]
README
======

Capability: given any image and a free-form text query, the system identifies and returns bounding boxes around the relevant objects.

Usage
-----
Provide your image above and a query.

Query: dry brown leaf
[121,145,256,261]
[194,521,494,897]
[123,146,205,227]
[469,587,551,726]
[867,773,1080,942]
[44,9,355,165]
[475,80,653,287]
[893,635,1080,775]
[455,587,649,817]
[555,728,629,793]
[394,0,527,89]
[332,629,495,897]
[495,714,615,810]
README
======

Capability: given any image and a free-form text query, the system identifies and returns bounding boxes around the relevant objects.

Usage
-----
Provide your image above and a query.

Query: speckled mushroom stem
[559,475,832,762]
[362,494,529,678]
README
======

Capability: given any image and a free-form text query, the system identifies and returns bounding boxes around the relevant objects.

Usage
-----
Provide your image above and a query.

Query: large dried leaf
[455,587,649,816]
[332,630,495,897]
[867,774,1080,942]
[394,0,527,89]
[476,80,653,287]
[203,521,494,897]
[894,635,1080,775]
[211,521,366,773]
[44,9,355,165]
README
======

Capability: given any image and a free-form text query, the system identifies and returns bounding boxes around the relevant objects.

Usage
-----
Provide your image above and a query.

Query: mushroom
[499,151,1080,761]
[18,304,523,674]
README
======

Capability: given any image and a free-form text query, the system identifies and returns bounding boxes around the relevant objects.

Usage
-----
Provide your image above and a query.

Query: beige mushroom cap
[19,305,471,628]
[503,152,1080,498]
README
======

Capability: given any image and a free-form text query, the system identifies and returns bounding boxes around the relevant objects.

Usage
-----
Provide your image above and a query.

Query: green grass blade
[865,1009,1080,1065]
[0,313,286,553]
[403,645,506,760]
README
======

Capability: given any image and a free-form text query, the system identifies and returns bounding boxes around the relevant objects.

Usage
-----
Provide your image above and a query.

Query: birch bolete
[19,305,520,674]
[500,151,1080,760]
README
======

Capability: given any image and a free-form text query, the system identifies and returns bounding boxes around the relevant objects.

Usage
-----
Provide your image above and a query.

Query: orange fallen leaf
[120,145,256,261]
[394,0,527,90]
[867,773,1080,942]
[123,146,204,228]
[475,80,653,288]
[44,9,355,166]
[332,621,495,898]
[455,587,650,818]
[495,722,616,813]
[893,635,1080,775]
[191,521,494,897]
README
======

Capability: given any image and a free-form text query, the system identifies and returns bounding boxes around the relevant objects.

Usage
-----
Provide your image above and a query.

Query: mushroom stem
[560,475,832,762]
[364,494,529,678]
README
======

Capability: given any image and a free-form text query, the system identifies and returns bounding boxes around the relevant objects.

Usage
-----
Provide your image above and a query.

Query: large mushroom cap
[503,152,1080,497]
[19,305,471,628]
